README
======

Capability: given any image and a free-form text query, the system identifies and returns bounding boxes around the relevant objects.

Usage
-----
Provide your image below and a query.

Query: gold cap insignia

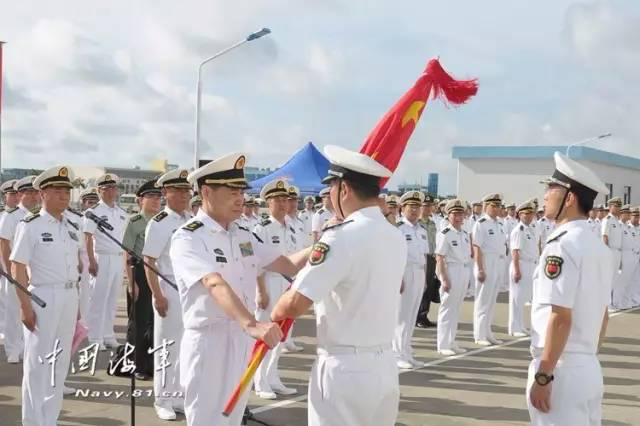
[235,156,246,169]
[59,167,68,177]
[276,181,285,189]
[180,170,188,179]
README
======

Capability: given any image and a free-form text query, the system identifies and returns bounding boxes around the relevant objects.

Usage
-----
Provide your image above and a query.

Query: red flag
[360,58,478,186]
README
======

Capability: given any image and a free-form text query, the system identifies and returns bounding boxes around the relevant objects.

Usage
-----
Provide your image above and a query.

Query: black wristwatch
[534,371,554,386]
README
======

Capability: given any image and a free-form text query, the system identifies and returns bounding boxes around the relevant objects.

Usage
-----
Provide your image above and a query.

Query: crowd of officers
[0,147,631,426]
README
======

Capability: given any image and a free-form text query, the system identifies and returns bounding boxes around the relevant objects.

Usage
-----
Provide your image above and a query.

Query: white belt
[31,281,77,289]
[407,262,426,268]
[530,346,596,360]
[96,251,123,256]
[446,261,471,268]
[317,343,391,356]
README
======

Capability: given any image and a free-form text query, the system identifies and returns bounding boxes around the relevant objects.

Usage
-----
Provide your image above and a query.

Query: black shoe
[416,320,427,328]
[425,319,436,328]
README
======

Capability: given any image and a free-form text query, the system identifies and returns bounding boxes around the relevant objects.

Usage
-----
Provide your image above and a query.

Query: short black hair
[343,179,380,200]
[571,190,595,215]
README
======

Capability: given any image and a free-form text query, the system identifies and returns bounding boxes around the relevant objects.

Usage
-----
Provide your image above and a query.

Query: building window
[624,186,631,205]
[605,183,613,202]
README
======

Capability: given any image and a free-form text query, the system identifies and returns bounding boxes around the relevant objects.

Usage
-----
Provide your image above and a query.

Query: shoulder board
[182,221,203,232]
[520,224,524,231]
[317,208,325,214]
[289,226,296,234]
[252,231,264,243]
[66,207,83,217]
[260,218,272,226]
[153,211,168,222]
[478,218,486,223]
[237,225,249,232]
[130,214,143,223]
[323,220,354,232]
[22,213,40,223]
[546,230,567,245]
[66,219,80,230]
[441,228,450,234]
[396,221,405,227]
[6,206,19,214]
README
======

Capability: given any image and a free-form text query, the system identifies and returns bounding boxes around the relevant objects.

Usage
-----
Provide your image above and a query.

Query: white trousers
[153,281,184,408]
[473,253,502,341]
[527,354,603,426]
[466,264,475,298]
[499,252,511,292]
[22,285,78,426]
[609,249,622,306]
[308,349,399,426]
[0,276,5,335]
[78,251,91,324]
[437,263,470,351]
[508,260,535,335]
[2,276,24,359]
[613,250,635,309]
[393,264,425,362]
[254,273,287,391]
[180,323,252,426]
[86,252,123,343]
[629,260,640,306]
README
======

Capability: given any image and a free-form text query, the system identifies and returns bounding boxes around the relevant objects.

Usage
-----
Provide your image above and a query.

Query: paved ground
[1,288,638,426]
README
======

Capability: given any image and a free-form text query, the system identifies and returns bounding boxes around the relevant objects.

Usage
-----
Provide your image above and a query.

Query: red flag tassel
[426,59,478,106]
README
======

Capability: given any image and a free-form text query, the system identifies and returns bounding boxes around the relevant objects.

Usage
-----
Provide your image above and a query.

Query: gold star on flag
[401,101,426,128]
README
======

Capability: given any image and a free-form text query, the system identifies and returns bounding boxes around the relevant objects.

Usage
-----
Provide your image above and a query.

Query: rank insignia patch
[544,255,563,279]
[239,242,254,257]
[309,242,330,266]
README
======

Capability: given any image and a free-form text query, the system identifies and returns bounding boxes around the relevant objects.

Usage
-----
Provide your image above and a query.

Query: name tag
[239,242,254,257]
[452,241,458,246]
[272,236,280,244]
[216,256,227,263]
[488,230,495,235]
[405,235,412,241]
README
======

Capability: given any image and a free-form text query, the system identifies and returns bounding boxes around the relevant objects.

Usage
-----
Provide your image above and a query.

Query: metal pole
[193,28,271,169]
[566,132,612,158]
[0,41,5,181]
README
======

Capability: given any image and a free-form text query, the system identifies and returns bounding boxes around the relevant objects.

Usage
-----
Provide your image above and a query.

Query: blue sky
[1,0,639,193]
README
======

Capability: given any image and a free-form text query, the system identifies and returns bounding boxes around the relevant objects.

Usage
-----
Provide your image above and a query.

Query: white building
[452,145,639,205]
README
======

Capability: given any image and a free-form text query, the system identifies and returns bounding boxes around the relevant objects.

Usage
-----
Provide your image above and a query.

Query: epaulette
[441,228,450,234]
[520,224,524,231]
[289,226,296,234]
[395,221,405,227]
[182,221,203,232]
[130,214,143,223]
[6,206,19,214]
[153,211,168,222]
[66,207,82,217]
[478,218,487,223]
[322,220,353,232]
[260,218,272,227]
[22,213,40,223]
[317,208,325,214]
[66,219,80,230]
[546,230,567,245]
[252,232,264,243]
[237,225,249,232]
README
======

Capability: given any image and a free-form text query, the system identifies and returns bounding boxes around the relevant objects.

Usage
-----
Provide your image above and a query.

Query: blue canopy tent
[248,142,330,196]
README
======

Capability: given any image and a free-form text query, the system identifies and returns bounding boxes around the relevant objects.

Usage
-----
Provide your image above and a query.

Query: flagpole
[193,28,271,169]
[0,41,5,181]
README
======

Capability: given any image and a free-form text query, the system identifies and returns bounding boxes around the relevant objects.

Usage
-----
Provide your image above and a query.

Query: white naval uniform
[615,222,636,309]
[472,214,506,342]
[283,214,307,347]
[311,207,333,239]
[537,217,555,251]
[238,213,259,231]
[393,217,428,363]
[170,211,279,426]
[527,220,613,426]
[0,203,30,360]
[628,224,640,307]
[11,209,81,426]
[253,216,297,393]
[83,200,127,345]
[142,207,192,410]
[467,214,482,297]
[435,224,471,351]
[587,217,599,235]
[508,222,538,335]
[292,206,407,426]
[298,209,314,244]
[601,214,623,306]
[501,216,517,292]
[65,208,90,323]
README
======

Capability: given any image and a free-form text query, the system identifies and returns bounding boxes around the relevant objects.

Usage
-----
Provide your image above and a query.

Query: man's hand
[88,259,99,277]
[442,279,451,293]
[513,269,522,283]
[256,290,269,310]
[21,304,37,332]
[78,258,84,274]
[530,381,552,413]
[477,269,486,283]
[246,321,283,348]
[154,293,169,317]
[400,281,405,294]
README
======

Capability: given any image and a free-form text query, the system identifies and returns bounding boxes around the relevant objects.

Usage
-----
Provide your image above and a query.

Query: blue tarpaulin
[248,142,329,196]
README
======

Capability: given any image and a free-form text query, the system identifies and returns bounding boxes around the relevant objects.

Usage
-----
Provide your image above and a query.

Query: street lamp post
[566,132,612,158]
[193,28,271,169]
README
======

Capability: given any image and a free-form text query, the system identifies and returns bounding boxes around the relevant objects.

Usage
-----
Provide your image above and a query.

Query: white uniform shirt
[601,214,623,250]
[0,203,31,245]
[142,207,192,282]
[253,215,297,257]
[435,224,472,265]
[537,217,556,249]
[10,209,81,286]
[64,208,86,253]
[586,217,599,235]
[621,222,635,252]
[286,214,308,250]
[298,209,314,241]
[531,220,613,354]
[396,217,429,266]
[83,200,128,254]
[238,213,259,231]
[311,207,333,235]
[170,211,280,329]
[471,214,506,255]
[510,222,539,262]
[293,206,407,348]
